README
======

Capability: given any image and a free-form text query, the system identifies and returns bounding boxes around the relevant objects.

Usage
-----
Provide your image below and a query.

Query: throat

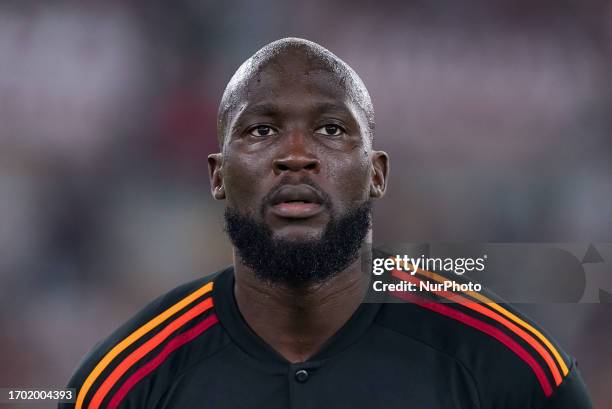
[233,264,369,363]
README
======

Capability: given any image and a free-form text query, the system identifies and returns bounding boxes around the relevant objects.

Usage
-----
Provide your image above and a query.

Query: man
[62,38,591,408]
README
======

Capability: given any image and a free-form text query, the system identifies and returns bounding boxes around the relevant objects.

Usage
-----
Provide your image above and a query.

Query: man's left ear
[369,151,389,199]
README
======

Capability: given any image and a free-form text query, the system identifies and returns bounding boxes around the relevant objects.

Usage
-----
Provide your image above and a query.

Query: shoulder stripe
[76,281,214,409]
[88,296,214,409]
[409,265,570,376]
[107,314,219,409]
[392,269,563,386]
[390,286,554,397]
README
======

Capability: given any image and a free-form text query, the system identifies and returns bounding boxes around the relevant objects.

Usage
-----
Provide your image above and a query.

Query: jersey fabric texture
[61,265,592,409]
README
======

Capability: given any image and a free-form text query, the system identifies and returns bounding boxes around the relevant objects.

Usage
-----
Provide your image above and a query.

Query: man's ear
[208,153,226,200]
[369,151,389,199]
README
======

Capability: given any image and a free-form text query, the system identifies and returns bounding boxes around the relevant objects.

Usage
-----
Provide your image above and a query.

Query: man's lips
[271,202,323,218]
[268,185,325,219]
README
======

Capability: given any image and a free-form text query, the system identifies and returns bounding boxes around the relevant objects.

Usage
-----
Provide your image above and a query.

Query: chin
[272,227,323,243]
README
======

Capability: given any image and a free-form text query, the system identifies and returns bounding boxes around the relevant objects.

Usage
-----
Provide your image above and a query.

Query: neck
[233,249,371,363]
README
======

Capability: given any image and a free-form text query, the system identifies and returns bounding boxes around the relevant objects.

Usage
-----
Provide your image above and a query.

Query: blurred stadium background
[0,0,610,407]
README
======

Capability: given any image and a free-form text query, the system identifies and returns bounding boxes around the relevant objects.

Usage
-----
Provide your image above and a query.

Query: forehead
[218,44,375,145]
[246,61,351,105]
[226,63,365,133]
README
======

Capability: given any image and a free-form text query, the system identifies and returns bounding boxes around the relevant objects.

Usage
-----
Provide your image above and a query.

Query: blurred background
[0,0,610,407]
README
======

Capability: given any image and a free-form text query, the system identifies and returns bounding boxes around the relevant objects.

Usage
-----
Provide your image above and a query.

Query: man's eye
[315,124,345,136]
[248,125,277,137]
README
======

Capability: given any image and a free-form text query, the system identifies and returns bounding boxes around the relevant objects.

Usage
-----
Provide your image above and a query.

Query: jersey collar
[213,266,382,366]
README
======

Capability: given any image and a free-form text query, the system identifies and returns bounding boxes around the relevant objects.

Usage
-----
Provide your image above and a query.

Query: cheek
[326,154,371,206]
[223,154,269,211]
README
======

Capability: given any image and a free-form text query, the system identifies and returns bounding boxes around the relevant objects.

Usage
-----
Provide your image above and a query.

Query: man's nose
[273,130,321,174]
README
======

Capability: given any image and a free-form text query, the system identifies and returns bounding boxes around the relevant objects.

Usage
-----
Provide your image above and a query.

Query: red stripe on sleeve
[107,313,219,409]
[392,291,553,397]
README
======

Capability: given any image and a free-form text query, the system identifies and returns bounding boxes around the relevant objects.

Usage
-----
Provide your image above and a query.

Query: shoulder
[374,265,591,408]
[61,268,231,409]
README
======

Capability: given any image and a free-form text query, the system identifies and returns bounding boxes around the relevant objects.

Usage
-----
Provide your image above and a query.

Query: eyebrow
[239,101,354,120]
[230,100,358,136]
[312,102,354,116]
[230,103,278,134]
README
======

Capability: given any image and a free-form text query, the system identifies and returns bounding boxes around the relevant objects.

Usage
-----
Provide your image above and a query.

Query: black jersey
[61,266,591,409]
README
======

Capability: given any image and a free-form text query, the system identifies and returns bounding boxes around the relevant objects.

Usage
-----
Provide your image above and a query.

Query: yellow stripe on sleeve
[76,281,214,409]
[415,267,570,376]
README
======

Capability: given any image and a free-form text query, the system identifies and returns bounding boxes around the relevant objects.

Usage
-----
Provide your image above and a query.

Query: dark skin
[208,53,389,363]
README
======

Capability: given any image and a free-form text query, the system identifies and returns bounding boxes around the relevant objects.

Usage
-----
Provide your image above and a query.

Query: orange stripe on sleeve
[76,281,213,409]
[392,269,564,386]
[88,296,214,409]
[410,266,570,376]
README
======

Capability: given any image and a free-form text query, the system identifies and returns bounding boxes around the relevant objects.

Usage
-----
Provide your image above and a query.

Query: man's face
[222,62,373,236]
[209,56,388,284]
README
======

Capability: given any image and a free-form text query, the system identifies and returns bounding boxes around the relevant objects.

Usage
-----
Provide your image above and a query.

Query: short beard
[224,200,372,287]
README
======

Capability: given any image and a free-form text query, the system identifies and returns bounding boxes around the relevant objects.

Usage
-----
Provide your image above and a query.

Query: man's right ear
[207,153,226,200]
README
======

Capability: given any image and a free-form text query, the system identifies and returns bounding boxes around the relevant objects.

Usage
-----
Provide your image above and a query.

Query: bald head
[217,38,375,146]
